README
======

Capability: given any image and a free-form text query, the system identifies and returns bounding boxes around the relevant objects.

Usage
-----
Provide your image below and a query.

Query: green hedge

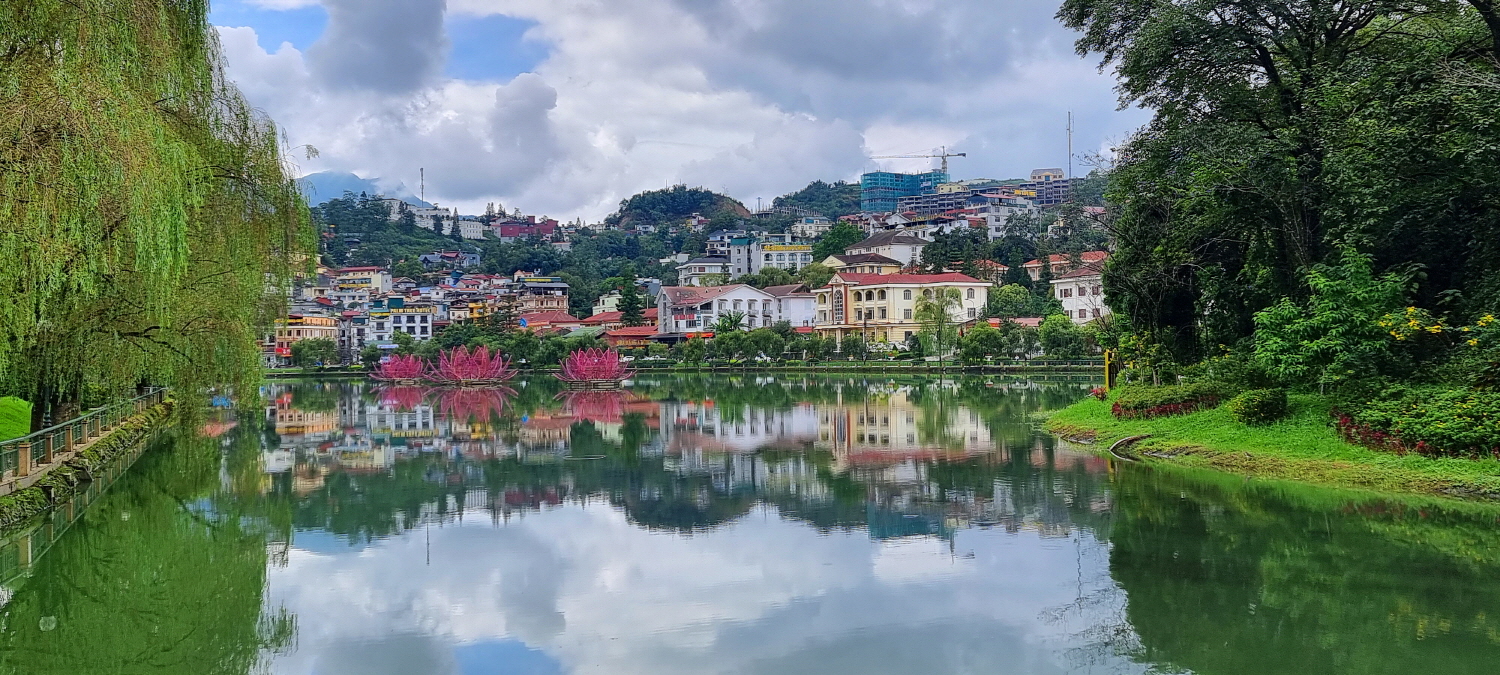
[1112,382,1234,419]
[1227,388,1290,425]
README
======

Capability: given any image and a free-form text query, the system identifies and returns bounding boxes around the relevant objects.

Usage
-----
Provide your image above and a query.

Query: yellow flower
[1428,326,1442,333]
[1480,315,1496,327]
[1469,339,1480,347]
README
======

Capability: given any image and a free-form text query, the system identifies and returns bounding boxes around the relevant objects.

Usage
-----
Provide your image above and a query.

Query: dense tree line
[1,1,311,425]
[1064,0,1500,368]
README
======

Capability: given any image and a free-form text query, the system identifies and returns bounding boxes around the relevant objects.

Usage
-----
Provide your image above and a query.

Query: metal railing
[0,388,166,483]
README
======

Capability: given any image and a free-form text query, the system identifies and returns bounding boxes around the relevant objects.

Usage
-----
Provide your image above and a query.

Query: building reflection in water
[259,377,1107,542]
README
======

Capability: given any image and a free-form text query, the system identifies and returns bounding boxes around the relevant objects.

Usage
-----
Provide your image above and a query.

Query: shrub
[1111,382,1233,419]
[1340,386,1500,457]
[1090,387,1107,401]
[1227,388,1289,424]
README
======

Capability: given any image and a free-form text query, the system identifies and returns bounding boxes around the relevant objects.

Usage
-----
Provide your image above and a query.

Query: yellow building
[812,272,987,346]
[820,253,904,275]
[269,315,338,363]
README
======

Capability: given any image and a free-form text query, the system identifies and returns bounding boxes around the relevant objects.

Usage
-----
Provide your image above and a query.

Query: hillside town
[270,166,1109,366]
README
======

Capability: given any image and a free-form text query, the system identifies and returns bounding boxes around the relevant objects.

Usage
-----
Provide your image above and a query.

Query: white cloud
[216,0,1149,221]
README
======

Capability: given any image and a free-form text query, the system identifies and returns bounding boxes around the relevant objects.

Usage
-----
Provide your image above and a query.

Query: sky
[262,502,1143,675]
[210,0,1150,222]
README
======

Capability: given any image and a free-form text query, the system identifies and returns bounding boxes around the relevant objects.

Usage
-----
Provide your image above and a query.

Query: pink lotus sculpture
[555,348,634,389]
[429,345,517,385]
[373,354,427,382]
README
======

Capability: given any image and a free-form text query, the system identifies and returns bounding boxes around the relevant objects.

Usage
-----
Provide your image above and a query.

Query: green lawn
[1045,392,1500,500]
[0,396,32,441]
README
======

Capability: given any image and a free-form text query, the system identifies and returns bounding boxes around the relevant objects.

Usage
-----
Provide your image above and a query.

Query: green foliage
[290,338,339,367]
[771,180,861,217]
[616,271,647,327]
[1253,251,1411,389]
[678,337,707,363]
[796,262,834,289]
[1346,386,1500,456]
[915,287,963,360]
[732,266,795,289]
[959,322,1008,363]
[605,185,747,229]
[0,0,312,409]
[360,345,384,368]
[712,311,746,333]
[1039,314,1093,358]
[1227,388,1291,425]
[1061,0,1500,364]
[812,222,865,261]
[839,334,868,359]
[746,328,785,359]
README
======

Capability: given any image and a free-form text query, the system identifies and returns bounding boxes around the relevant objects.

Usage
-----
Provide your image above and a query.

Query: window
[879,308,887,319]
[1092,308,1101,317]
[904,331,913,340]
[878,290,887,300]
[819,310,827,322]
[1092,285,1102,296]
[764,254,773,261]
[968,308,977,318]
[923,289,933,299]
[1078,309,1088,319]
[903,308,913,319]
[1062,288,1072,298]
[966,288,975,299]
[853,291,862,302]
[903,289,912,300]
[818,294,827,304]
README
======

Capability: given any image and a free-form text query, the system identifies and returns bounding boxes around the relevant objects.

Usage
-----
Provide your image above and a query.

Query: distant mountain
[297,171,432,207]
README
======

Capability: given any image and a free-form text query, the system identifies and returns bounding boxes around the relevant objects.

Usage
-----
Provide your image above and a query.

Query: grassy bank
[1045,393,1500,500]
[0,397,30,441]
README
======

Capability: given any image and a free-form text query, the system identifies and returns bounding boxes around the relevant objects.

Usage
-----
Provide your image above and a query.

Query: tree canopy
[1061,0,1500,364]
[1,0,311,417]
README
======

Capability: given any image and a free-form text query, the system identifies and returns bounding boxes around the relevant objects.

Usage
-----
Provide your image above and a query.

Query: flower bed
[1110,383,1233,420]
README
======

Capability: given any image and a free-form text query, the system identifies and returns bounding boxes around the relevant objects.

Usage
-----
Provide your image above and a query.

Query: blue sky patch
[210,0,328,52]
[445,14,549,81]
[454,639,563,675]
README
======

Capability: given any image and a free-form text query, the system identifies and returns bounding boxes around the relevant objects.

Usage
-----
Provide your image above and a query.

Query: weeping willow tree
[0,0,312,424]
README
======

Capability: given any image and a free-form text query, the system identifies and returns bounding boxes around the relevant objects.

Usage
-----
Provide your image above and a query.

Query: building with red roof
[603,325,661,349]
[1021,250,1108,281]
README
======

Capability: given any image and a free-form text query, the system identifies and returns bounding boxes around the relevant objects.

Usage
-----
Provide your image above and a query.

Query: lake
[2,374,1500,674]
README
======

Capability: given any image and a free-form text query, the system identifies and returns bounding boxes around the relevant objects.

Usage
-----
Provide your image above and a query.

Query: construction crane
[871,146,967,175]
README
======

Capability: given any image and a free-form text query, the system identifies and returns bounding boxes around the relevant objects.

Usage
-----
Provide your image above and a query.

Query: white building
[790,216,833,239]
[1050,263,1111,325]
[764,284,817,327]
[676,257,731,287]
[657,284,798,333]
[843,230,930,266]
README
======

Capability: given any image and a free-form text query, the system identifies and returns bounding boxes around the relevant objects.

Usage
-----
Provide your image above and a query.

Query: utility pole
[1066,112,1073,180]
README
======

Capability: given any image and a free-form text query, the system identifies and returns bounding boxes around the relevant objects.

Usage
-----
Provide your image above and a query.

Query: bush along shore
[0,400,174,530]
[1046,388,1500,501]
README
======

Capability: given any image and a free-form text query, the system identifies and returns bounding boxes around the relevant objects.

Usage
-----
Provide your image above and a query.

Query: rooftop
[826,272,981,287]
[847,230,930,250]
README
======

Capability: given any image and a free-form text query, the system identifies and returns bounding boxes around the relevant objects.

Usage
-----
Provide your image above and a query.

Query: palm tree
[712,310,746,334]
[914,287,963,371]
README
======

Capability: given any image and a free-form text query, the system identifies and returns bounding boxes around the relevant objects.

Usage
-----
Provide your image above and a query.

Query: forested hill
[604,186,749,229]
[772,180,860,217]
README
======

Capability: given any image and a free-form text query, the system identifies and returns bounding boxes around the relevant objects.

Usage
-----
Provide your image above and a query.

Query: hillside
[298,171,431,207]
[772,180,861,217]
[604,185,750,229]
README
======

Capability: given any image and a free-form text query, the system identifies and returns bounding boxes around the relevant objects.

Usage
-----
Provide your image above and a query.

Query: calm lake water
[3,374,1500,674]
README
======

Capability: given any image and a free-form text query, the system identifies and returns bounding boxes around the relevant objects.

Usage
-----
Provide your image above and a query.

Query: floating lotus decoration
[429,345,516,385]
[555,348,633,389]
[373,354,427,382]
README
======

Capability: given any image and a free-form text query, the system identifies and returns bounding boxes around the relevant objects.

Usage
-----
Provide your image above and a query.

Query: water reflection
[4,375,1500,674]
